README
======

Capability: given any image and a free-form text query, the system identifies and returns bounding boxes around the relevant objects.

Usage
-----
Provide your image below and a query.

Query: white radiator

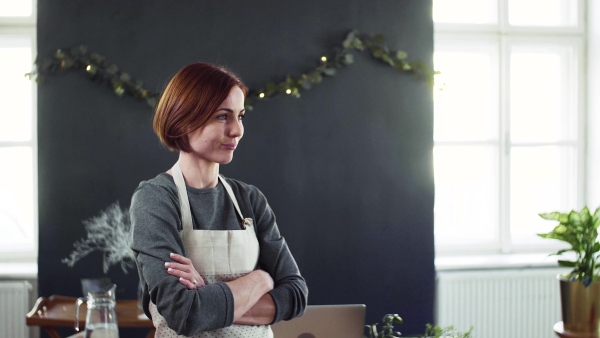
[0,281,32,338]
[436,268,564,338]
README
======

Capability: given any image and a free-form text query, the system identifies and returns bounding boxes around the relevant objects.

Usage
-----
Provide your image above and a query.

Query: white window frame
[0,1,38,263]
[587,2,600,210]
[433,0,591,266]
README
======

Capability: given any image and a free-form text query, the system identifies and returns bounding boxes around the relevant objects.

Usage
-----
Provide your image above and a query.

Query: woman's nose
[228,120,243,137]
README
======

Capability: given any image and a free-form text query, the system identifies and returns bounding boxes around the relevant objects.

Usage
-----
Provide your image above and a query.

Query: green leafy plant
[364,314,473,338]
[538,206,600,286]
[246,30,437,110]
[26,30,436,111]
[364,314,403,337]
[420,324,473,338]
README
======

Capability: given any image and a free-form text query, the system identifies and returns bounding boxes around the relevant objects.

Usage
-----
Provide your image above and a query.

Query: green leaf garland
[26,30,436,111]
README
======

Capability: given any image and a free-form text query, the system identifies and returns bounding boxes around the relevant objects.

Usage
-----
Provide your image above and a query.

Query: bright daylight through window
[432,0,584,256]
[0,0,37,262]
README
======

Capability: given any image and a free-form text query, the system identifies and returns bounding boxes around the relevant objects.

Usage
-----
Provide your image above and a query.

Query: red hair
[153,62,248,152]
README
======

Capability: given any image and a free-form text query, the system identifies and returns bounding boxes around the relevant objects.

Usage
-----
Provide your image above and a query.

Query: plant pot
[559,275,600,333]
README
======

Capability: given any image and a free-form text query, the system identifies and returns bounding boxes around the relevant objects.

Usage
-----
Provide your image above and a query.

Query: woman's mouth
[223,143,237,150]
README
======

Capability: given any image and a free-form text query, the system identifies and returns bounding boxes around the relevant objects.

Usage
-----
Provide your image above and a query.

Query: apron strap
[218,175,245,223]
[171,162,194,230]
[171,162,247,230]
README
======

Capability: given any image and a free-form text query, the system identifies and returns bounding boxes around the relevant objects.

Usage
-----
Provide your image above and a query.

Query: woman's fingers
[165,262,189,272]
[166,266,204,289]
[165,264,195,280]
[170,252,192,264]
[197,275,206,286]
[165,265,185,278]
[178,277,197,289]
[165,253,206,290]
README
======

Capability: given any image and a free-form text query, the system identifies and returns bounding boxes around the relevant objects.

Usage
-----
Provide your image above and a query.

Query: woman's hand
[225,269,275,322]
[165,252,206,290]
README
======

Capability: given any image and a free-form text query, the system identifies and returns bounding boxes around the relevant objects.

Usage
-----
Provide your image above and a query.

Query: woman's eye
[217,115,227,120]
[238,114,245,120]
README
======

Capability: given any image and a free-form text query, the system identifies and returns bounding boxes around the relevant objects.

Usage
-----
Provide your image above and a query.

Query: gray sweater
[130,173,308,336]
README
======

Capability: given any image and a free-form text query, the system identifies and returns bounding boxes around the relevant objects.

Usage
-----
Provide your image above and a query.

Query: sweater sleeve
[245,184,309,323]
[130,182,235,335]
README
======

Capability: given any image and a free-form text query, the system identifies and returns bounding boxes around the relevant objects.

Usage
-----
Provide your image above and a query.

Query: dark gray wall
[37,0,434,336]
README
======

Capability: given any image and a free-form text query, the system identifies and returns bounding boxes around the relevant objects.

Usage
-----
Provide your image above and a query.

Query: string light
[29,31,434,111]
[85,64,97,75]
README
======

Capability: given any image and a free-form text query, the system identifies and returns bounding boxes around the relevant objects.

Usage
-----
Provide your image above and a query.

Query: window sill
[0,262,37,279]
[435,253,563,271]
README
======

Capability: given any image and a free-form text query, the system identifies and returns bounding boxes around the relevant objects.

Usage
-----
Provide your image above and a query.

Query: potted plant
[363,314,472,338]
[537,206,600,334]
[364,314,403,337]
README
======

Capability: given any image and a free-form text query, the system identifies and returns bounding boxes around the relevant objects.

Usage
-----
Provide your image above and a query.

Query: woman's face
[186,86,245,164]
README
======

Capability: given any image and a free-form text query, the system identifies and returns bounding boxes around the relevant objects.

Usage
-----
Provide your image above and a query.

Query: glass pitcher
[75,283,119,338]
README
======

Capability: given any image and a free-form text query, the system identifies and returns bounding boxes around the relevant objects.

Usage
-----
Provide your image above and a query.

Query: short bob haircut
[153,62,248,152]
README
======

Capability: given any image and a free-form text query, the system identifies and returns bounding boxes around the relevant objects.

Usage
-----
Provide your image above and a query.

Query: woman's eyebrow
[215,108,245,113]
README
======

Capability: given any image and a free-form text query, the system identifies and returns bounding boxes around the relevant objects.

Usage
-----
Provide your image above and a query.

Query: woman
[130,62,308,337]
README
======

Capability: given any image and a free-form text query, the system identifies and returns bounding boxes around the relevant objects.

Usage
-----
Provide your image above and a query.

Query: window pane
[0,35,33,142]
[508,0,578,27]
[434,45,499,142]
[434,145,499,245]
[510,146,577,245]
[0,146,35,252]
[0,0,33,17]
[433,0,497,24]
[510,44,577,143]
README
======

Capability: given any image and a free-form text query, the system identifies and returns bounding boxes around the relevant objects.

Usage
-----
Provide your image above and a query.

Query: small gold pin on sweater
[242,218,253,229]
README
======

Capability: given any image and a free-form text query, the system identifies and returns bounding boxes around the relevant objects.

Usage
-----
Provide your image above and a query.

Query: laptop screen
[271,304,366,338]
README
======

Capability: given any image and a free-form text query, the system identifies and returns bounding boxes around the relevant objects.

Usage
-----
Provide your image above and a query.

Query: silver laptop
[271,304,366,338]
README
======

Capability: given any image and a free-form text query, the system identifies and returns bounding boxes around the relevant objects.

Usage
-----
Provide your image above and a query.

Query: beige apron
[149,162,273,338]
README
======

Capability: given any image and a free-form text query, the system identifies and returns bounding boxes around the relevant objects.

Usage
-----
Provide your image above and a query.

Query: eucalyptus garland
[27,30,435,111]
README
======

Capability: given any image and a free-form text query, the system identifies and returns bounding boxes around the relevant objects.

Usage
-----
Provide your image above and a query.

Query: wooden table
[26,295,155,338]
